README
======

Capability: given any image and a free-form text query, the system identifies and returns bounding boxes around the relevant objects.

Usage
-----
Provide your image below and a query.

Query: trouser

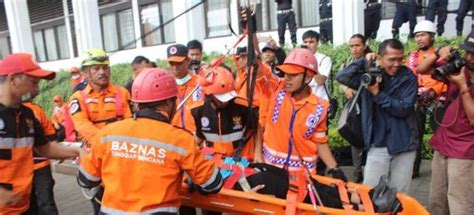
[31,164,58,215]
[92,187,104,215]
[392,1,417,35]
[363,147,416,194]
[455,0,474,32]
[319,21,333,44]
[425,0,448,35]
[429,151,474,215]
[364,4,381,39]
[277,11,297,45]
[351,146,364,173]
[414,101,444,175]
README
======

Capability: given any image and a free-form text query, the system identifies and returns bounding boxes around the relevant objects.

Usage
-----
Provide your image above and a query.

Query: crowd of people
[1,3,474,215]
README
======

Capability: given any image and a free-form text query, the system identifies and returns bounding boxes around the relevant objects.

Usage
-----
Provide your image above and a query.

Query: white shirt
[309,52,332,100]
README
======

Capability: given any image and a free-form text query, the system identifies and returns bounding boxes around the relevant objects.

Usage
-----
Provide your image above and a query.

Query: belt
[320,17,332,22]
[277,9,293,14]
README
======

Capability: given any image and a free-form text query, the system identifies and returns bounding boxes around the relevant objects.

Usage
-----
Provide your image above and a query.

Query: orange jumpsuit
[171,73,203,132]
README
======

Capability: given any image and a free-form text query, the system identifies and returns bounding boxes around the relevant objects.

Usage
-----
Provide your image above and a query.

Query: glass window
[33,31,47,62]
[118,9,136,49]
[141,4,162,46]
[0,37,11,59]
[56,25,70,59]
[101,13,119,51]
[206,0,231,37]
[44,28,58,61]
[161,0,175,43]
[301,0,319,27]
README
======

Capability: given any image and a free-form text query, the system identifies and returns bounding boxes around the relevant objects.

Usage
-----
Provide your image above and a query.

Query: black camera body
[433,50,465,81]
[361,63,383,86]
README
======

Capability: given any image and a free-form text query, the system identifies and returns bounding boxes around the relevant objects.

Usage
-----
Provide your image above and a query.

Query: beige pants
[429,151,474,215]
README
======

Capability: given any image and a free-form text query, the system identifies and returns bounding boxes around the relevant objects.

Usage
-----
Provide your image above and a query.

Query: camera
[433,50,465,81]
[361,62,383,86]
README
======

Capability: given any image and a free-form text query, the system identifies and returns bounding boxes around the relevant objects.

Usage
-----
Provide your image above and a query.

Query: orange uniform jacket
[51,104,67,125]
[0,104,49,214]
[78,109,222,214]
[171,74,203,132]
[69,83,131,142]
[405,48,447,96]
[235,62,279,108]
[259,83,329,173]
[23,102,56,170]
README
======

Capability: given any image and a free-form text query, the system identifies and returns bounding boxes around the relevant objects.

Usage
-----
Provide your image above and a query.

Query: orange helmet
[131,68,178,103]
[200,66,237,102]
[277,48,318,74]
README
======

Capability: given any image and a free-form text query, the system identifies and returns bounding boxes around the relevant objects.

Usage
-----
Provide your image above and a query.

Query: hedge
[36,36,465,159]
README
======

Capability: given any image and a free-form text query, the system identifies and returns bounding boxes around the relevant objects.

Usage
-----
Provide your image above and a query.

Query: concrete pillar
[72,0,102,54]
[332,0,364,46]
[4,0,35,54]
[131,0,142,49]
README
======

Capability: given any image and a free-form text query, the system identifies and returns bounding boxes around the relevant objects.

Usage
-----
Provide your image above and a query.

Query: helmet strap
[291,69,310,97]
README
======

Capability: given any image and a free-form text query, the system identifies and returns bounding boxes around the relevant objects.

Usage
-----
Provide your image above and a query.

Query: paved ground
[52,160,432,214]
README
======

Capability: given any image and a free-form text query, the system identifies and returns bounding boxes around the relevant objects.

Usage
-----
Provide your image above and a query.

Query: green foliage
[35,37,464,160]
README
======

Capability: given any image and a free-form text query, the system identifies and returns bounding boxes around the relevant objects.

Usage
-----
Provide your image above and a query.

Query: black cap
[262,44,274,52]
[461,31,474,52]
[235,47,247,56]
[167,44,188,62]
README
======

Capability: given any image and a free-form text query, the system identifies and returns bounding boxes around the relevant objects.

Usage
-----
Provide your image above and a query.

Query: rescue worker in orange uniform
[167,44,203,132]
[258,48,346,181]
[191,66,259,159]
[0,53,82,214]
[404,20,447,178]
[78,68,223,215]
[52,95,77,142]
[70,66,83,90]
[69,48,132,144]
[23,91,59,215]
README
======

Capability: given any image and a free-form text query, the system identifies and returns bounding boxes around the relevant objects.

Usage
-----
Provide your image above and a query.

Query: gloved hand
[327,167,348,182]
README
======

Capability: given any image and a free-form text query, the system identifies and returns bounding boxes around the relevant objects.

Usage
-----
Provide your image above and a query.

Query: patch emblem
[201,117,210,127]
[169,46,177,55]
[69,99,81,114]
[26,118,34,134]
[305,114,317,128]
[0,118,4,130]
[232,116,242,130]
[192,88,202,101]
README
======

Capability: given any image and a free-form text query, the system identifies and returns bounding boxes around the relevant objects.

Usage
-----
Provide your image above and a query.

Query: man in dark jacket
[335,39,419,194]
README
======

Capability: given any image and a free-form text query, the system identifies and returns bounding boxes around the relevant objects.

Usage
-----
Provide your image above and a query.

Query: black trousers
[425,0,448,35]
[365,4,381,39]
[455,0,474,32]
[392,1,417,33]
[320,21,333,44]
[277,11,297,45]
[28,164,58,215]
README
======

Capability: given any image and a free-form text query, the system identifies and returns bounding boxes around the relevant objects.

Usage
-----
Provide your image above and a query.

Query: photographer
[335,39,419,194]
[428,33,474,215]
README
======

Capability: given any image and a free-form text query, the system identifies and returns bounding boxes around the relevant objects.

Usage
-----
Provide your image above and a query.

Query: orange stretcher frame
[180,175,429,215]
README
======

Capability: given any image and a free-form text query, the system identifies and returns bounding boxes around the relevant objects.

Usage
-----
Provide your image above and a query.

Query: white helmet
[414,20,436,34]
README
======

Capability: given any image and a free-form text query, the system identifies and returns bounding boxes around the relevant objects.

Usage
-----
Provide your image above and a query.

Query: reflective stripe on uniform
[100,135,188,156]
[100,205,178,214]
[0,137,34,148]
[78,166,101,182]
[199,167,222,193]
[202,130,245,143]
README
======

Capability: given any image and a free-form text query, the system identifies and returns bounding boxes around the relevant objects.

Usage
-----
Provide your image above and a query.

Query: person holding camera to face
[418,33,474,215]
[335,39,419,194]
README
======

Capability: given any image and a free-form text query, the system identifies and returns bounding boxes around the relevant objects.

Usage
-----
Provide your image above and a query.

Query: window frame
[138,1,176,47]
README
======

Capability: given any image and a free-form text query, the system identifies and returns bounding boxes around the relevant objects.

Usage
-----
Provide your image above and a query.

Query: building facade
[0,0,470,71]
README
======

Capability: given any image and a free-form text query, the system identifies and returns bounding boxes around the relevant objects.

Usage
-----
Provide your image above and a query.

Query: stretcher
[179,174,429,215]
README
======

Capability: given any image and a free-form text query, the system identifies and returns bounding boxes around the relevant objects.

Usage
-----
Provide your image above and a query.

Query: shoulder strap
[114,86,124,117]
[80,89,91,119]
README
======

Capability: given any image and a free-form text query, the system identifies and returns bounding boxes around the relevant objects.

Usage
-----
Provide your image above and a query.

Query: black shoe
[437,32,443,37]
[408,32,415,39]
[353,170,363,183]
[457,31,462,36]
[412,171,420,179]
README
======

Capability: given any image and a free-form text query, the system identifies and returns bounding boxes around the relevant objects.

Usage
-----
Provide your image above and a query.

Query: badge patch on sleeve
[69,99,81,114]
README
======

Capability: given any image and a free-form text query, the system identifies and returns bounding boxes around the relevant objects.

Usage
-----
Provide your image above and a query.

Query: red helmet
[200,67,237,102]
[277,48,318,74]
[131,68,178,103]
